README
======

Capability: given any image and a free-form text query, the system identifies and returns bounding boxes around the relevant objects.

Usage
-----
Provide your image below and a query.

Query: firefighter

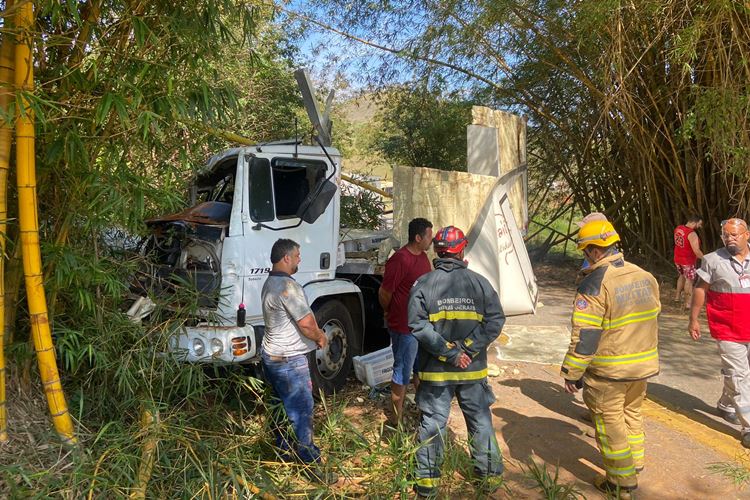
[560,220,660,498]
[408,226,506,498]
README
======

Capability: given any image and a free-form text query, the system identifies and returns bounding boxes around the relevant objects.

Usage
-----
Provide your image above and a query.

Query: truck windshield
[249,157,327,222]
[194,156,237,204]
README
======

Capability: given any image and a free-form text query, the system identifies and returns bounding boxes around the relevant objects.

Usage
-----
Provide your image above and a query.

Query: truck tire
[309,299,356,395]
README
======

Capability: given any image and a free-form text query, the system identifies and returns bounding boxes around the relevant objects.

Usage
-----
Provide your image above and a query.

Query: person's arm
[689,279,709,341]
[282,282,327,348]
[379,253,404,317]
[561,290,606,391]
[688,232,703,259]
[408,283,464,364]
[296,313,327,348]
[378,287,393,316]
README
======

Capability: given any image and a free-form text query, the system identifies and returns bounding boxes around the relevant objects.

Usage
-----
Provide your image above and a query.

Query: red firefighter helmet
[433,225,468,254]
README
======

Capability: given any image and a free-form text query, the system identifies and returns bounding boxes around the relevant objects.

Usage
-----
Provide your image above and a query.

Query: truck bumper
[170,324,258,364]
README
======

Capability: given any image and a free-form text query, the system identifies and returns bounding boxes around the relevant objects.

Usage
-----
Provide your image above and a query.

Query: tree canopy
[293,0,750,259]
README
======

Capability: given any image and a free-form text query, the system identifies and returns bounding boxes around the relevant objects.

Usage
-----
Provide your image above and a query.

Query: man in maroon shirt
[379,217,433,426]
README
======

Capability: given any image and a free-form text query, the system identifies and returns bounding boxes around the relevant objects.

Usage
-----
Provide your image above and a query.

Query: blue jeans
[261,352,320,463]
[390,330,419,385]
[415,382,503,495]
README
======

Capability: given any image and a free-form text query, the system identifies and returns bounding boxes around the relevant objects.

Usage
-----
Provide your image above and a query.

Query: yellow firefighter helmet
[577,220,620,250]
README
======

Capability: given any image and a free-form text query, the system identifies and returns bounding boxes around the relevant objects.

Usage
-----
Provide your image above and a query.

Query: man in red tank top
[674,215,704,308]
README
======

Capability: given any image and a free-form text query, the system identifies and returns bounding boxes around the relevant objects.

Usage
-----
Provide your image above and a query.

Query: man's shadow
[493,406,601,484]
[500,378,589,421]
[493,378,602,483]
[647,382,739,438]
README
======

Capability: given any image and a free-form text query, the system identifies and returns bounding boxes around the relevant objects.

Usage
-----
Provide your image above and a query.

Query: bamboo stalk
[0,0,14,444]
[221,465,277,500]
[4,238,22,345]
[14,0,76,445]
[130,406,159,500]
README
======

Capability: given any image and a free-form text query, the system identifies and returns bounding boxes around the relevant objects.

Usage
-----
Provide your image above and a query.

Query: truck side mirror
[296,179,336,224]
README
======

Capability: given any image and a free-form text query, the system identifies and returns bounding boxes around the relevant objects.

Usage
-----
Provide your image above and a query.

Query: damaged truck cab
[129,143,378,393]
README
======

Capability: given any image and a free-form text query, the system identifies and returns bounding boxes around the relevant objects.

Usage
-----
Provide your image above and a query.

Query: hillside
[334,94,392,181]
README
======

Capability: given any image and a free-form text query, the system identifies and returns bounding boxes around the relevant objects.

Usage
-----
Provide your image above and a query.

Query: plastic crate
[353,346,394,387]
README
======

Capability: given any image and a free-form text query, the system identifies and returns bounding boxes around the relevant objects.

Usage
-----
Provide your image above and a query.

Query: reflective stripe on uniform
[429,310,484,322]
[418,368,488,382]
[603,308,660,329]
[592,348,658,366]
[627,433,645,443]
[562,354,590,370]
[602,447,632,460]
[594,414,633,460]
[416,477,438,487]
[594,414,610,449]
[572,311,604,327]
[631,449,645,459]
[605,464,637,476]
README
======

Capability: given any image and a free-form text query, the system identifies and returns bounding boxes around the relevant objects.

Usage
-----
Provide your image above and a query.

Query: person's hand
[564,380,580,394]
[688,318,701,341]
[454,352,471,369]
[316,330,328,349]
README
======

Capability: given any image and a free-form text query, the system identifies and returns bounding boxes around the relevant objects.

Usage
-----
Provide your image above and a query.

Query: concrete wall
[467,107,527,230]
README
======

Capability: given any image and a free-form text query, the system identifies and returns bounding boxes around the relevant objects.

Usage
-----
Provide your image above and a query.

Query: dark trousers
[415,381,503,494]
[261,352,320,463]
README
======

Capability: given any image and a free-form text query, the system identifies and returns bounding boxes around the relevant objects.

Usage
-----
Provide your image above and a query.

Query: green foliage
[373,84,471,171]
[0,0,311,496]
[340,184,386,229]
[707,461,750,488]
[522,459,582,499]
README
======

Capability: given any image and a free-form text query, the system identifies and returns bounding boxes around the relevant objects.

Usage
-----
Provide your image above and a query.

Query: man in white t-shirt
[261,238,337,484]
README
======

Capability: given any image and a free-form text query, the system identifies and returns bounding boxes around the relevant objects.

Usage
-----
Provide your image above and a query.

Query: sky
[282,1,422,96]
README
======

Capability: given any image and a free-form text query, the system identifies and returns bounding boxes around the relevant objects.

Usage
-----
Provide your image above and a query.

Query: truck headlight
[210,338,223,355]
[192,339,205,356]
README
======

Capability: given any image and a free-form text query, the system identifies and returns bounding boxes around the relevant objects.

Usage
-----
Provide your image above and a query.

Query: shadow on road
[499,377,589,422]
[647,382,740,439]
[493,406,600,485]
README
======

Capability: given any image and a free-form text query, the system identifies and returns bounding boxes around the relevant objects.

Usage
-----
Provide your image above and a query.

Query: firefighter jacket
[408,257,505,386]
[561,252,660,382]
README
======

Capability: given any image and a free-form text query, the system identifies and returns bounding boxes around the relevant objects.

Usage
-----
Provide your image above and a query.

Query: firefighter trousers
[414,381,503,495]
[582,375,646,488]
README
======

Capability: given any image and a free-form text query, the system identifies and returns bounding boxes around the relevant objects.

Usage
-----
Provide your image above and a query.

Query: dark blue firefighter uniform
[408,257,506,496]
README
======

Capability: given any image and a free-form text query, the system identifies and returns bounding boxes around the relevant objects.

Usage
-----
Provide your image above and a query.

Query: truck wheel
[309,299,356,395]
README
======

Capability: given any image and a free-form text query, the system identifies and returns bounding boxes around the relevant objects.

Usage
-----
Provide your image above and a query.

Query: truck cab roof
[196,144,341,188]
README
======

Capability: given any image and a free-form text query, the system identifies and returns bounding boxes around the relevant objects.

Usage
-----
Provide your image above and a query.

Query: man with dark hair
[261,238,337,484]
[690,218,750,442]
[674,215,704,309]
[408,226,505,498]
[562,220,660,498]
[378,217,433,426]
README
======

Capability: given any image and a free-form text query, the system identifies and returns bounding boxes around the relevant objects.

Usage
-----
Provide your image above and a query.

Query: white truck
[128,139,390,394]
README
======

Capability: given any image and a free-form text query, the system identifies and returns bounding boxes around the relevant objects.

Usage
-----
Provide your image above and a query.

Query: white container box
[353,346,394,387]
